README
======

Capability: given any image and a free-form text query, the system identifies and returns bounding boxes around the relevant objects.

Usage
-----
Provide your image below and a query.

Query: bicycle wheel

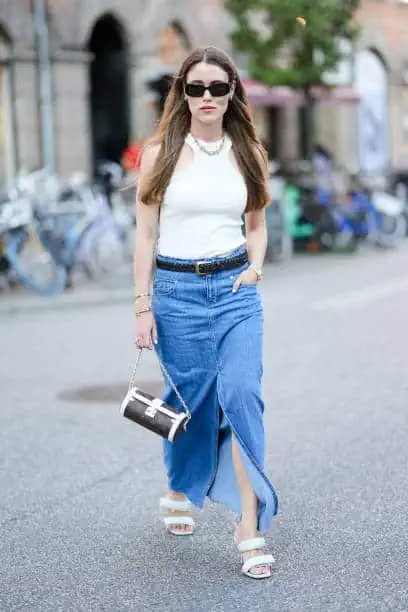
[84,222,134,288]
[6,226,67,296]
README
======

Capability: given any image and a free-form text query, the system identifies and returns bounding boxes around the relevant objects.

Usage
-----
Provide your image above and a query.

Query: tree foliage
[225,0,360,89]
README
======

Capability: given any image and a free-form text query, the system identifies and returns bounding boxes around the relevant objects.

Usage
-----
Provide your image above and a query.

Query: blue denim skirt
[152,243,278,532]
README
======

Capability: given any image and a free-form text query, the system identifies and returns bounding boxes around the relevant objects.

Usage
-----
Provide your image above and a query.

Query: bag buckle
[195,261,210,276]
[145,397,163,418]
[145,405,157,418]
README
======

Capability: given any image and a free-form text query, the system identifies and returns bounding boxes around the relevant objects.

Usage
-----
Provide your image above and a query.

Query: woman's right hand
[135,310,158,350]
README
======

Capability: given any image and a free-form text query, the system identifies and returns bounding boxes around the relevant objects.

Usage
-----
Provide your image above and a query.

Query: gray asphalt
[1,244,408,611]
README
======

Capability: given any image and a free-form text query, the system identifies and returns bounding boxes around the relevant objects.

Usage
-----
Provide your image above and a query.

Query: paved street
[1,245,408,611]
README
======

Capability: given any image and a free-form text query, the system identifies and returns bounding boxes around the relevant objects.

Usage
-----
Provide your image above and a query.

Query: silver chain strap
[128,348,191,421]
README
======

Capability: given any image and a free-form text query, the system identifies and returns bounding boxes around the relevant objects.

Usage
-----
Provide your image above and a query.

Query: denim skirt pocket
[152,279,178,297]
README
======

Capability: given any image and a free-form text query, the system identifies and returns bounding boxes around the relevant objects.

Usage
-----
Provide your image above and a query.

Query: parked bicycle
[0,165,135,295]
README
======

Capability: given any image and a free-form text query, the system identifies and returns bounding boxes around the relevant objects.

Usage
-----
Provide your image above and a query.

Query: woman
[134,46,278,579]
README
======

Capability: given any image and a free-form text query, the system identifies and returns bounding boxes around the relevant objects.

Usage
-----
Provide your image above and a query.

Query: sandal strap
[159,496,193,513]
[242,554,275,574]
[163,516,195,528]
[237,537,265,553]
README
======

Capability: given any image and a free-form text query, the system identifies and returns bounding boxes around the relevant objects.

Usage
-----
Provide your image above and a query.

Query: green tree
[225,0,360,159]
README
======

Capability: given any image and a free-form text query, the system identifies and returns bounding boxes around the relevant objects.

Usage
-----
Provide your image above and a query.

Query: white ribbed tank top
[156,132,248,259]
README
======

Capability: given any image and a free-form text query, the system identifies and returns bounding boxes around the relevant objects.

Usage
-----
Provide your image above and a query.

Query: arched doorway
[0,24,15,186]
[87,13,130,176]
[354,49,389,175]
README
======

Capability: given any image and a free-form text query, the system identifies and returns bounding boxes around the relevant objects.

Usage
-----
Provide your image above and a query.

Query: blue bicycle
[0,195,67,296]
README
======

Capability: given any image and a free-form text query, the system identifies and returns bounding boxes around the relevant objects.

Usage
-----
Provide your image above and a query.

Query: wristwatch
[249,263,263,281]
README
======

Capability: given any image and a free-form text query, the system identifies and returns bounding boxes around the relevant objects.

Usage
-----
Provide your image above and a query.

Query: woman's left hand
[232,268,258,293]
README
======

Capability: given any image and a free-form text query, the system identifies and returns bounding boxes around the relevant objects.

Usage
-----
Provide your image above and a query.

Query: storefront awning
[310,85,360,105]
[242,78,303,107]
[242,77,360,107]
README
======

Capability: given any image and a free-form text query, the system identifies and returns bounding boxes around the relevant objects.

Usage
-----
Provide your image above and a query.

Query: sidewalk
[0,256,349,315]
[0,282,133,315]
[0,244,385,316]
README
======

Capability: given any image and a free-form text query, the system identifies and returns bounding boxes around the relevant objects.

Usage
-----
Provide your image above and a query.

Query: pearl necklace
[189,133,225,156]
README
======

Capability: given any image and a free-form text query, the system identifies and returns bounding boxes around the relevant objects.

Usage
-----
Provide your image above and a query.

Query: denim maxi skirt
[152,243,279,533]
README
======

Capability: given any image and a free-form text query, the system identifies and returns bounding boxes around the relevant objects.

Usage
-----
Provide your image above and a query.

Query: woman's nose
[202,88,212,101]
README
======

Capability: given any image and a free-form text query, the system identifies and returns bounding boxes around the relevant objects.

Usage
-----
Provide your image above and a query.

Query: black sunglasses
[184,81,231,98]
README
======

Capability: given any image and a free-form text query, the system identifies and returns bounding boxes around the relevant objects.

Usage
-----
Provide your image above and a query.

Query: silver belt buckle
[195,261,209,276]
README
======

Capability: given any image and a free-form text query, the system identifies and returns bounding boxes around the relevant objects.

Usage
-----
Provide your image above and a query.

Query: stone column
[52,50,91,178]
[279,107,299,160]
[388,82,403,170]
[13,53,41,172]
[335,104,358,171]
[131,55,158,142]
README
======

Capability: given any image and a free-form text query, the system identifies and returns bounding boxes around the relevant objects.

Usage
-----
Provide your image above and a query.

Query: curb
[0,288,133,316]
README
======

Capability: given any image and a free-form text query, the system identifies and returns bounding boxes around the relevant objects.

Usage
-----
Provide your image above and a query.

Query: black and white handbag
[120,348,191,442]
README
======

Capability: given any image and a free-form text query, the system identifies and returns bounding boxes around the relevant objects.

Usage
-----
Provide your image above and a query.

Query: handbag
[120,348,191,442]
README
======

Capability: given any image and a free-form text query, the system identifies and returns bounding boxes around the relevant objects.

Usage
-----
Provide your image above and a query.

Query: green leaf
[226,0,360,88]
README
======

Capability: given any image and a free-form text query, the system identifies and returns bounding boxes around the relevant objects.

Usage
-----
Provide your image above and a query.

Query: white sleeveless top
[157,133,248,259]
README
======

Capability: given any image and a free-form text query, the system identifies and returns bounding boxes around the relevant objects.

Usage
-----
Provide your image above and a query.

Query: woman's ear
[230,80,236,100]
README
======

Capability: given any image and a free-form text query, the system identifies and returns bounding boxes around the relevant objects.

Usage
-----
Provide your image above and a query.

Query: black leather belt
[156,251,248,276]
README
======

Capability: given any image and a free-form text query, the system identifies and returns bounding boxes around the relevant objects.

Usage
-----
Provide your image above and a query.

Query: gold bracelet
[135,292,150,300]
[135,306,152,316]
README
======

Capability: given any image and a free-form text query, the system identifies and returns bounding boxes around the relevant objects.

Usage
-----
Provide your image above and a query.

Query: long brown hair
[139,46,270,212]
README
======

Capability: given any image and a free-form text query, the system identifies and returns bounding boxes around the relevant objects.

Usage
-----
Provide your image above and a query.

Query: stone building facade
[355,0,408,172]
[0,0,408,184]
[0,0,232,183]
[315,0,408,174]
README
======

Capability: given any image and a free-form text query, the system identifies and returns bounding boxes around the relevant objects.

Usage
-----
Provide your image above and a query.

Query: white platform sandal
[236,537,275,579]
[159,496,195,536]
